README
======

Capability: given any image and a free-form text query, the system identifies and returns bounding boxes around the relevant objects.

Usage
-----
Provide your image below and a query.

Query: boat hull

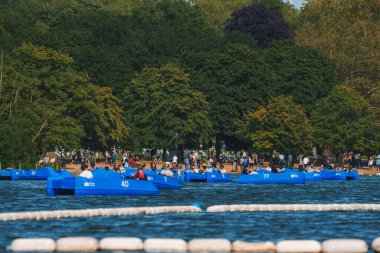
[320,170,347,180]
[11,167,59,180]
[0,170,12,180]
[47,177,159,196]
[237,172,305,184]
[346,171,359,180]
[184,171,232,183]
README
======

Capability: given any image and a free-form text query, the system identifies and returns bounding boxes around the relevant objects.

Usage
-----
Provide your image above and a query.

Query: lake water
[0,175,379,252]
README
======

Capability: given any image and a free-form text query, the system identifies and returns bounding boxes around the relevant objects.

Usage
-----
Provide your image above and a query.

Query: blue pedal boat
[281,168,324,182]
[320,169,347,180]
[0,169,12,180]
[236,171,305,184]
[206,171,232,182]
[184,170,232,183]
[11,167,59,180]
[46,170,159,196]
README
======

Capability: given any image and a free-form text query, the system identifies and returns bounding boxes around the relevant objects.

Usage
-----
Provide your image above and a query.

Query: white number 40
[121,181,129,188]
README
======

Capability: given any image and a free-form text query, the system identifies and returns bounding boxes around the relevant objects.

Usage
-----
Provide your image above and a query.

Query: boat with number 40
[46,170,159,196]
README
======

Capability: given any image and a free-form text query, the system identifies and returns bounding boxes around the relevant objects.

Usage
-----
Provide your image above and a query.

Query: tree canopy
[1,0,380,165]
[296,0,380,84]
[181,43,272,143]
[0,43,127,166]
[124,64,212,149]
[263,41,337,111]
[311,85,380,154]
[225,4,292,47]
[237,96,312,155]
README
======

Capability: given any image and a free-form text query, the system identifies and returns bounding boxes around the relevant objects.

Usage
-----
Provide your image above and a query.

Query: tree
[124,64,212,149]
[0,0,219,93]
[225,4,292,47]
[181,40,336,147]
[296,0,380,83]
[0,43,128,165]
[89,0,158,15]
[263,40,337,111]
[251,0,299,28]
[45,0,218,93]
[193,0,250,32]
[181,43,273,147]
[341,77,380,119]
[311,85,380,154]
[0,118,38,167]
[237,96,312,156]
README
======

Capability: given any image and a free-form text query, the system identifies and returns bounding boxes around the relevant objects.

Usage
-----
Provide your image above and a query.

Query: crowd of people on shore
[45,146,380,180]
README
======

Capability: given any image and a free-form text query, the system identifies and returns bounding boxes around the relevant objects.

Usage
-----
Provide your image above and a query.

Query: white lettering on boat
[121,180,129,188]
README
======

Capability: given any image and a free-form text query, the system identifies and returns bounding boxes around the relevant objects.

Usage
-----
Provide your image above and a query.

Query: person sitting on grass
[133,167,147,180]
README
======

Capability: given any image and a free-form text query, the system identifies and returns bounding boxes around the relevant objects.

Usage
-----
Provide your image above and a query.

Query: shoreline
[63,161,380,176]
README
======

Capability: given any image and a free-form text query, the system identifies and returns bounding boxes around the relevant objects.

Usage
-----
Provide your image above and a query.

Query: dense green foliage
[0,43,127,166]
[264,41,337,111]
[225,4,292,47]
[251,0,299,28]
[311,86,380,154]
[237,96,312,155]
[296,0,380,82]
[0,0,379,165]
[124,64,212,148]
[181,43,271,141]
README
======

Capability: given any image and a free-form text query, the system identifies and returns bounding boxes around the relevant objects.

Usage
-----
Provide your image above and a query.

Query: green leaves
[311,85,380,153]
[181,43,271,139]
[296,0,380,84]
[1,0,379,163]
[238,96,313,154]
[0,43,127,165]
[124,64,212,148]
[263,40,337,111]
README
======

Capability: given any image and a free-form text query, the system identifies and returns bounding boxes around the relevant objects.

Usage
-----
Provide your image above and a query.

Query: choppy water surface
[0,176,379,252]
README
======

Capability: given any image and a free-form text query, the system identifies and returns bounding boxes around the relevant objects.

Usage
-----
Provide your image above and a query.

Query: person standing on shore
[90,153,96,169]
[376,153,380,171]
[368,156,374,170]
[287,153,293,167]
[303,155,310,171]
[232,152,237,172]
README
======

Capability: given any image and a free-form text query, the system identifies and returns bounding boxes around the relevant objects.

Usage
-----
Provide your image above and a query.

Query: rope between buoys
[206,203,380,213]
[1,203,379,221]
[0,205,201,221]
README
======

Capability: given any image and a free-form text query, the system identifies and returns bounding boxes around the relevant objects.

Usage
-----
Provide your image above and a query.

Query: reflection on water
[0,176,379,251]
